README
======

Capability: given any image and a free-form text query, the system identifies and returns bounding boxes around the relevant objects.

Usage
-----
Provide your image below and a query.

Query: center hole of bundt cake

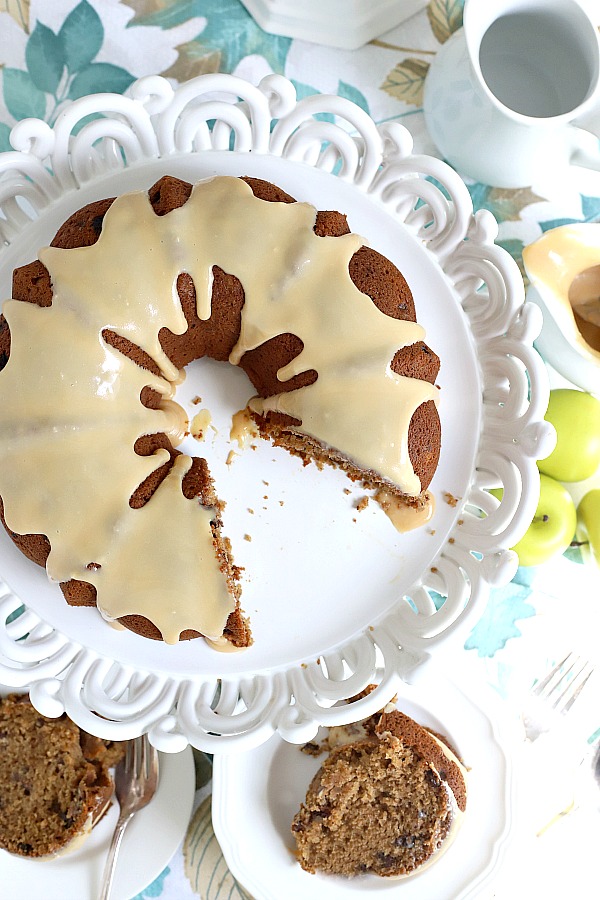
[175,356,258,444]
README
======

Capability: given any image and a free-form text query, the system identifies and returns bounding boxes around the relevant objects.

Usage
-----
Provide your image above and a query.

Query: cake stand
[0,73,554,752]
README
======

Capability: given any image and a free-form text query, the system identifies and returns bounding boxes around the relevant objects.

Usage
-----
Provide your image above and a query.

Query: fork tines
[533,652,595,714]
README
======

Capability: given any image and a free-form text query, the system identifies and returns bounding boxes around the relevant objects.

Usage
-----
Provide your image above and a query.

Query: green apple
[577,489,600,568]
[492,474,577,566]
[538,389,600,483]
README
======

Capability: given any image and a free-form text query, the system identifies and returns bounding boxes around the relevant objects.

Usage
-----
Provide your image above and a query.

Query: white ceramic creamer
[423,0,600,188]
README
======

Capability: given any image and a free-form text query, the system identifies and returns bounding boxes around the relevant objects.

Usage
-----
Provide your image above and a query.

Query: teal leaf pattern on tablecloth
[125,0,204,29]
[131,866,171,899]
[68,62,135,100]
[290,80,334,123]
[511,565,537,590]
[196,0,291,73]
[1,0,135,127]
[337,81,370,115]
[3,68,47,120]
[0,122,11,153]
[58,0,104,74]
[581,193,600,221]
[465,583,536,657]
[540,217,583,231]
[467,182,542,222]
[562,542,585,565]
[287,79,369,123]
[540,195,600,231]
[25,21,64,94]
[497,237,526,267]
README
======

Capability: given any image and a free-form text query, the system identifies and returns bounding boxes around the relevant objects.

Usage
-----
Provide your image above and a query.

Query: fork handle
[98,812,134,900]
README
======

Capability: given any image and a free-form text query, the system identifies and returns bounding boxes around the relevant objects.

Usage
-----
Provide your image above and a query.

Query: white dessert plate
[0,744,195,900]
[0,73,553,751]
[212,670,523,900]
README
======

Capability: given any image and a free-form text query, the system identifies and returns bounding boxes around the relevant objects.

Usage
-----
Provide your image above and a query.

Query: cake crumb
[244,534,252,542]
[301,741,324,757]
[355,496,369,512]
[191,395,202,405]
[443,492,460,507]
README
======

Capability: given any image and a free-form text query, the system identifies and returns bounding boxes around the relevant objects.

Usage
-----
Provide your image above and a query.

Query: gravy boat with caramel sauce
[523,224,600,394]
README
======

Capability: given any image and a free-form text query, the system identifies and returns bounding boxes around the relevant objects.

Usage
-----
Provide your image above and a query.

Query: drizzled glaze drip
[0,176,438,642]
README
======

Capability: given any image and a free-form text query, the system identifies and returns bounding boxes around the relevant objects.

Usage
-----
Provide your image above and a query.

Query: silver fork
[98,734,160,900]
[522,652,595,742]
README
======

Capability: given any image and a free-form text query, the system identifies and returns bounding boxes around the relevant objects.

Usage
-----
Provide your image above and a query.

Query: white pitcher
[423,0,600,188]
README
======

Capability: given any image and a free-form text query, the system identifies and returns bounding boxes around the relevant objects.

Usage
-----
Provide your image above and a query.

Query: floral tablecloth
[0,2,599,899]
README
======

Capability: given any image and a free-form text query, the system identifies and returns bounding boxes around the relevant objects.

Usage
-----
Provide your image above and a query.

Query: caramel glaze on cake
[0,693,125,858]
[0,175,440,647]
[292,709,467,878]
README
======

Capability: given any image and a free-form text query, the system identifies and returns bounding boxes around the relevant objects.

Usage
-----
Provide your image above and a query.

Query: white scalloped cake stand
[0,74,554,752]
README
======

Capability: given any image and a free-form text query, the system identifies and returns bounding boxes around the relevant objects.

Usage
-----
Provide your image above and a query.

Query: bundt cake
[292,706,467,878]
[0,175,441,648]
[0,692,124,858]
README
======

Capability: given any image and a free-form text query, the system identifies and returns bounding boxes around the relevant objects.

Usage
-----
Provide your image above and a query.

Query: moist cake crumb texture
[0,693,124,858]
[292,707,467,878]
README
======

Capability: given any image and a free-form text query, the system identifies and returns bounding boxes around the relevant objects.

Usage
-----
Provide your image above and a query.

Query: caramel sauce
[374,489,435,533]
[569,264,600,352]
[229,406,259,448]
[523,224,600,358]
[190,408,213,441]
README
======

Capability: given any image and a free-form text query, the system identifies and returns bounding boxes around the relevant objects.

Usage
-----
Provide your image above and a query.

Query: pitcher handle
[568,124,600,173]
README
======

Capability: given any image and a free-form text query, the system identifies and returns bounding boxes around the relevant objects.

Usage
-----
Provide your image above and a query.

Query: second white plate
[213,668,523,900]
[0,746,195,900]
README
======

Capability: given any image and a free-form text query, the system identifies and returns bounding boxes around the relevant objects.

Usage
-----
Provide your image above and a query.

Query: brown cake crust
[377,710,467,812]
[0,693,124,858]
[0,175,440,645]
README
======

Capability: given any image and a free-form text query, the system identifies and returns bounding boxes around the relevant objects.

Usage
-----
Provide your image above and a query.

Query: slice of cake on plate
[292,703,467,878]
